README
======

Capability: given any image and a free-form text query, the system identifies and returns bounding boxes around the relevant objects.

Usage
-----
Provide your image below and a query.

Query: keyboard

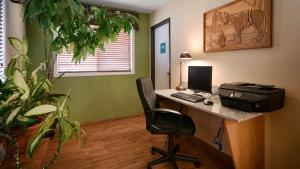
[171,92,205,103]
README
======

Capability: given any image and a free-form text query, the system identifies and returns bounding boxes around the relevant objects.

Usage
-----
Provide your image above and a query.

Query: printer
[218,82,285,112]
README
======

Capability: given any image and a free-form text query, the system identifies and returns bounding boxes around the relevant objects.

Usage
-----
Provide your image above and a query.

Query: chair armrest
[146,108,183,134]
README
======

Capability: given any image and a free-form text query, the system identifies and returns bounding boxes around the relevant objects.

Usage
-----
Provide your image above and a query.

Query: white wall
[150,0,300,169]
[7,1,25,58]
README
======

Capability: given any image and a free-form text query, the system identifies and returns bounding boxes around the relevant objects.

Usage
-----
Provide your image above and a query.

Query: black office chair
[136,77,201,169]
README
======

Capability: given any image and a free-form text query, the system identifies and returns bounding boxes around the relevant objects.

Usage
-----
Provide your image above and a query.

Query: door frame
[151,18,171,89]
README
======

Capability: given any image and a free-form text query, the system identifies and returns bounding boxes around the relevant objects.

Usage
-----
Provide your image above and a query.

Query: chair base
[147,136,201,169]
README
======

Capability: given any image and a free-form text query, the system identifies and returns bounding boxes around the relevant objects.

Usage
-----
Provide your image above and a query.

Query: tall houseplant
[22,0,138,80]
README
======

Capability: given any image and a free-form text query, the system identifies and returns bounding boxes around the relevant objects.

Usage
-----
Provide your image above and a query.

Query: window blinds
[56,31,132,74]
[0,0,6,81]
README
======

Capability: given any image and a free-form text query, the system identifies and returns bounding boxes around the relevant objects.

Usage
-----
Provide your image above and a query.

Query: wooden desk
[155,89,265,169]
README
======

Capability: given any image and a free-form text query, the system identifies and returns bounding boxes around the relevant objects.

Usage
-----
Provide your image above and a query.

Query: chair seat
[149,113,196,136]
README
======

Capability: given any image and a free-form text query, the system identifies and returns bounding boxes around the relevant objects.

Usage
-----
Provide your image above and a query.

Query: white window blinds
[56,31,133,75]
[0,0,7,81]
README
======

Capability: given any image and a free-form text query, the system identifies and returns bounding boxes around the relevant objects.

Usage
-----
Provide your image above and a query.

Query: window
[0,0,7,81]
[55,30,135,77]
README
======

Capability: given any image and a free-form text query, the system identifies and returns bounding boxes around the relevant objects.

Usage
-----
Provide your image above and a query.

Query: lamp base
[176,84,187,91]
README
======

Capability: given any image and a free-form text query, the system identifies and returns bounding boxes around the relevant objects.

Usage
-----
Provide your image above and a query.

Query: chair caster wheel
[147,165,152,169]
[151,147,156,155]
[195,161,201,168]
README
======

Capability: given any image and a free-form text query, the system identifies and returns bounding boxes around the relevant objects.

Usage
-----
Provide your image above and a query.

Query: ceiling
[81,0,170,13]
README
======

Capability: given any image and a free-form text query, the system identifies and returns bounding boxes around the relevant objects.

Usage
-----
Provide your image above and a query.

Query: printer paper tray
[220,97,255,112]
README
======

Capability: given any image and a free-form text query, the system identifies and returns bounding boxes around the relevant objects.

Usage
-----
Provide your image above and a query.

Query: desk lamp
[176,52,192,91]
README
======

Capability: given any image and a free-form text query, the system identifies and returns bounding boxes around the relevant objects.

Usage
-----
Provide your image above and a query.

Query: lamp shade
[180,52,192,60]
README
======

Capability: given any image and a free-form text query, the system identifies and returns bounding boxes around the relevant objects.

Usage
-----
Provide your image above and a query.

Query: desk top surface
[155,89,264,122]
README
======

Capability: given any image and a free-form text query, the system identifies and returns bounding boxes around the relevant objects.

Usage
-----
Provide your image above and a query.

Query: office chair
[136,77,201,169]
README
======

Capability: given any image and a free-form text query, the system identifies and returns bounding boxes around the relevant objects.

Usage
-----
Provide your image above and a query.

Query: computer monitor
[188,66,212,93]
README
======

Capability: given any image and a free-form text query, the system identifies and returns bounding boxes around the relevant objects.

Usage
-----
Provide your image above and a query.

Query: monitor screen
[188,66,212,93]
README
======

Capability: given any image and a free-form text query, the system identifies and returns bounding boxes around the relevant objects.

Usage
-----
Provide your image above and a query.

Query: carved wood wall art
[204,0,272,52]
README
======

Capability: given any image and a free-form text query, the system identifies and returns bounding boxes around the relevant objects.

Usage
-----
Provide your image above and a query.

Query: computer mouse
[204,100,214,105]
[193,89,201,93]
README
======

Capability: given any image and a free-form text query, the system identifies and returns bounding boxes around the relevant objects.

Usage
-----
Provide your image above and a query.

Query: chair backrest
[136,77,157,112]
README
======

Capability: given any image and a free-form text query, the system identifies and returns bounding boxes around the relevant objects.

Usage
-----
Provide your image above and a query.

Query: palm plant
[0,37,86,169]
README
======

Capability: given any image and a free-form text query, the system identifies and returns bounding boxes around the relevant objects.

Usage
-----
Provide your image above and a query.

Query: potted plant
[0,37,86,169]
[1,0,138,168]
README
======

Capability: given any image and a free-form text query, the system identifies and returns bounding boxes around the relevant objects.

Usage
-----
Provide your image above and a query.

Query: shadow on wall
[268,95,300,169]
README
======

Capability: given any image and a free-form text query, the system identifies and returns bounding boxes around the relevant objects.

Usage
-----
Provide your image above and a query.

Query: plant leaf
[6,107,21,126]
[59,88,71,112]
[31,63,45,84]
[22,38,29,55]
[43,79,53,92]
[5,92,21,104]
[17,115,30,123]
[13,70,30,101]
[61,106,69,117]
[24,105,57,116]
[31,80,45,97]
[26,129,54,158]
[60,119,74,141]
[73,121,82,142]
[4,58,17,79]
[8,37,23,54]
[37,113,57,135]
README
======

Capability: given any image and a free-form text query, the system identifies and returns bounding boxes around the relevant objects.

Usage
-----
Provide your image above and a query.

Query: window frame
[54,30,135,77]
[0,0,7,81]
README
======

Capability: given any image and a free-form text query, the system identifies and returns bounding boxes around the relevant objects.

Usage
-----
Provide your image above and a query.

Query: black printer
[218,82,285,112]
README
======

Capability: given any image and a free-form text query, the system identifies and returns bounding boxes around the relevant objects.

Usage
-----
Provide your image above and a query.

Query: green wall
[27,14,150,123]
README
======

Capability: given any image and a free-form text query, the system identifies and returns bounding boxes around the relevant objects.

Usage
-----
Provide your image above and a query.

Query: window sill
[54,71,135,78]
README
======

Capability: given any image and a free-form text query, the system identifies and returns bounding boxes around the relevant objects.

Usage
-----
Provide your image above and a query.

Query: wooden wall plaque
[204,0,272,52]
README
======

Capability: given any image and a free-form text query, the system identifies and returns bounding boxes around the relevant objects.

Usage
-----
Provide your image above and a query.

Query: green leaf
[60,119,74,141]
[11,53,21,59]
[43,79,53,92]
[5,58,17,79]
[5,92,21,104]
[31,63,45,84]
[73,121,82,142]
[26,129,54,158]
[8,37,23,54]
[6,107,21,126]
[22,38,29,55]
[24,105,57,116]
[17,115,30,123]
[59,88,71,112]
[61,106,69,117]
[31,80,45,97]
[13,70,30,101]
[8,37,29,56]
[37,114,57,135]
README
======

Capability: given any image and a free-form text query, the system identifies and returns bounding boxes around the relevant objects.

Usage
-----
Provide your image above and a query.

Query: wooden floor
[43,115,233,169]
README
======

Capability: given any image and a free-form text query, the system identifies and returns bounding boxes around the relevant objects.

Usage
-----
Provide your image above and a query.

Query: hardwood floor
[44,115,233,169]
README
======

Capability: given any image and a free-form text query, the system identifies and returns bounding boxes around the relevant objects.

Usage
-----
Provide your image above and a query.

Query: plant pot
[20,121,43,154]
[6,119,43,156]
[26,120,43,137]
[16,136,28,154]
